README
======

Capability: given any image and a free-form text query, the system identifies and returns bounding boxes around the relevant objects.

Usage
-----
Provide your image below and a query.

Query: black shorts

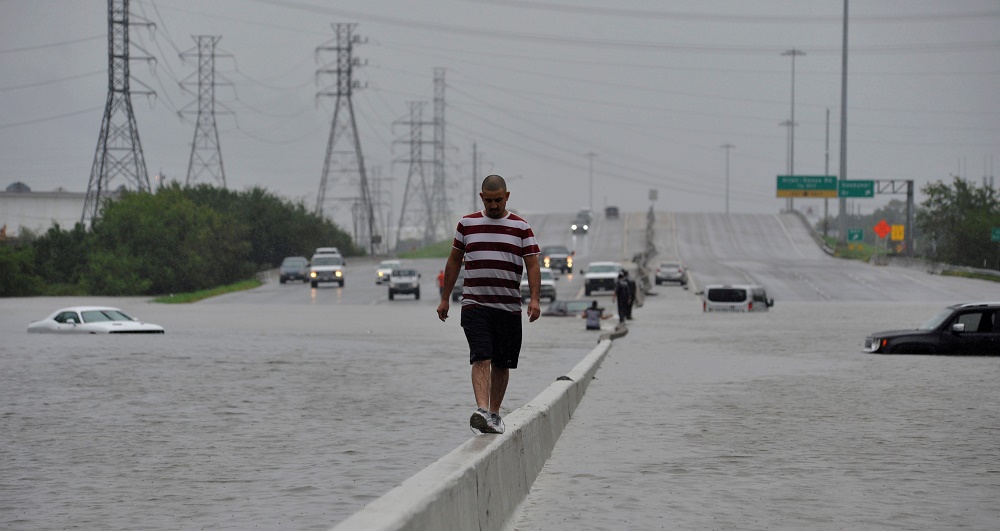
[461,305,522,369]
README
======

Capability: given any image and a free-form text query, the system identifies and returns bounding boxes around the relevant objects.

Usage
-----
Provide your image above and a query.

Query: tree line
[816,176,1000,268]
[0,183,361,297]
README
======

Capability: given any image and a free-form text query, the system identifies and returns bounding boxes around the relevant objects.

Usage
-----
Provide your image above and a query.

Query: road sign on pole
[992,227,1000,242]
[873,219,891,239]
[838,180,874,198]
[848,229,863,242]
[891,225,904,241]
[776,175,837,198]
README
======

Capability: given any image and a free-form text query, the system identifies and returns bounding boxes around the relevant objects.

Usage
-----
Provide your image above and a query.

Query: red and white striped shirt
[453,211,540,313]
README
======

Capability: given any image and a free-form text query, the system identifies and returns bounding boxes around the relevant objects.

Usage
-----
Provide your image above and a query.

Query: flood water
[3,290,999,530]
[0,295,597,530]
[514,293,1000,530]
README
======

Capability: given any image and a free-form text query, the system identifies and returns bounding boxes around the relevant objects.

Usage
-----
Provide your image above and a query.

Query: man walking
[437,175,541,435]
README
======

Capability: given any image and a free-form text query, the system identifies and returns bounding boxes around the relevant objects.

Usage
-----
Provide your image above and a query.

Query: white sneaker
[488,412,505,434]
[470,408,490,433]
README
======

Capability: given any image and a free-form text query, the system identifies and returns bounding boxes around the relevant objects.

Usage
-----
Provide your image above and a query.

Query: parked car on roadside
[864,302,1000,355]
[310,254,346,287]
[520,267,557,302]
[27,306,165,334]
[388,268,421,300]
[701,284,773,312]
[375,259,402,284]
[655,261,687,286]
[279,256,310,284]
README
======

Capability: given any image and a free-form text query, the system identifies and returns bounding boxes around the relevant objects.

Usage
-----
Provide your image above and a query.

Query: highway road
[223,209,999,308]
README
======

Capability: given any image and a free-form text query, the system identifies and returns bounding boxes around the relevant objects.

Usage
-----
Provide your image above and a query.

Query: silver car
[655,261,687,286]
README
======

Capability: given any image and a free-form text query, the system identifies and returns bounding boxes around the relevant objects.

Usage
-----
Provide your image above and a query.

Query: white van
[702,284,774,312]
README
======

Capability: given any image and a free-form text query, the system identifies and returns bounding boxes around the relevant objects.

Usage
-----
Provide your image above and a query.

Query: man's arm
[523,254,541,322]
[436,247,465,322]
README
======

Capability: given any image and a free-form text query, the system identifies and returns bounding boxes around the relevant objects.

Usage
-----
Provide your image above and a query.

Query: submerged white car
[27,306,165,334]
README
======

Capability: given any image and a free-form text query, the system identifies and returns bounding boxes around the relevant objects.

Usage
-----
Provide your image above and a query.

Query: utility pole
[180,35,229,187]
[838,0,850,243]
[83,0,153,226]
[824,108,830,236]
[782,48,805,213]
[471,142,478,213]
[721,143,735,215]
[779,119,795,211]
[585,151,597,212]
[315,23,379,254]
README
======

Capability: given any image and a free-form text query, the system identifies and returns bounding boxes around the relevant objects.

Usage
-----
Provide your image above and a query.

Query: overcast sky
[2,0,998,233]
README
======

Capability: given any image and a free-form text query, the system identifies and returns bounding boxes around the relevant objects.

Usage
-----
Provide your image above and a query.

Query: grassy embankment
[398,239,453,259]
[152,279,263,304]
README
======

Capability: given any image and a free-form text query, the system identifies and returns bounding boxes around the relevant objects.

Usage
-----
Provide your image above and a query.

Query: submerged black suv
[864,302,1000,355]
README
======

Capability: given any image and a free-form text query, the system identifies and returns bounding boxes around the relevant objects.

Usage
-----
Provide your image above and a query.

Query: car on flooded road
[864,302,1000,355]
[375,259,402,284]
[27,306,165,334]
[279,256,310,284]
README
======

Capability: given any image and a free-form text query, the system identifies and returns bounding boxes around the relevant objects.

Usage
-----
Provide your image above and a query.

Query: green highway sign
[848,229,864,242]
[838,180,874,198]
[776,175,837,198]
[992,227,1000,242]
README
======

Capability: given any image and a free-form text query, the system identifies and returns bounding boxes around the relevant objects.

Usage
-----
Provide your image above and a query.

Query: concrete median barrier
[331,337,615,531]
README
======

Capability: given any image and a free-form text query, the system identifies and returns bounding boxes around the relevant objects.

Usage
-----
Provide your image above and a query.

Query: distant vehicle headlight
[335,270,343,277]
[543,257,551,267]
[310,271,317,278]
[571,223,578,230]
[566,257,573,267]
[583,224,589,230]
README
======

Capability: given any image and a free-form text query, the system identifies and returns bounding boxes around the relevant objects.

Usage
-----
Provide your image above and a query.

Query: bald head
[481,174,507,193]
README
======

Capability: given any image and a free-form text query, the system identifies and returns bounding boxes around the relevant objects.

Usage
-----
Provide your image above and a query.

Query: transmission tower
[395,102,436,247]
[315,23,379,254]
[83,0,153,226]
[430,68,451,240]
[180,35,229,187]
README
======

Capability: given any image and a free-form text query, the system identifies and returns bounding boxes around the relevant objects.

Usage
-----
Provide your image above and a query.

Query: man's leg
[471,359,493,410]
[488,366,509,414]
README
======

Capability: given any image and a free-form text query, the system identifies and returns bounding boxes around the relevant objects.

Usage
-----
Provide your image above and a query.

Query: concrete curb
[331,337,617,531]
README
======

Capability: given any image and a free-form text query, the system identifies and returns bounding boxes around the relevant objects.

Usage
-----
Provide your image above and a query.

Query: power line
[0,35,103,55]
[461,0,1000,24]
[243,0,1000,56]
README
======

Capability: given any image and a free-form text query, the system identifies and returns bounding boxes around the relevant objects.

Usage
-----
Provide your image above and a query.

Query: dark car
[451,266,465,302]
[570,215,589,234]
[540,245,573,273]
[543,299,598,317]
[864,302,1000,355]
[279,256,310,283]
[605,206,619,219]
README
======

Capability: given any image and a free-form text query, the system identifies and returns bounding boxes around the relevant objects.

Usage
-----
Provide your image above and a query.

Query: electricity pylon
[180,35,229,187]
[315,23,379,254]
[395,102,436,247]
[431,67,451,240]
[83,0,153,226]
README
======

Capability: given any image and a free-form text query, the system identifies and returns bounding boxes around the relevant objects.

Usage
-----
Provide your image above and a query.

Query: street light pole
[585,151,597,212]
[721,143,734,215]
[782,48,805,213]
